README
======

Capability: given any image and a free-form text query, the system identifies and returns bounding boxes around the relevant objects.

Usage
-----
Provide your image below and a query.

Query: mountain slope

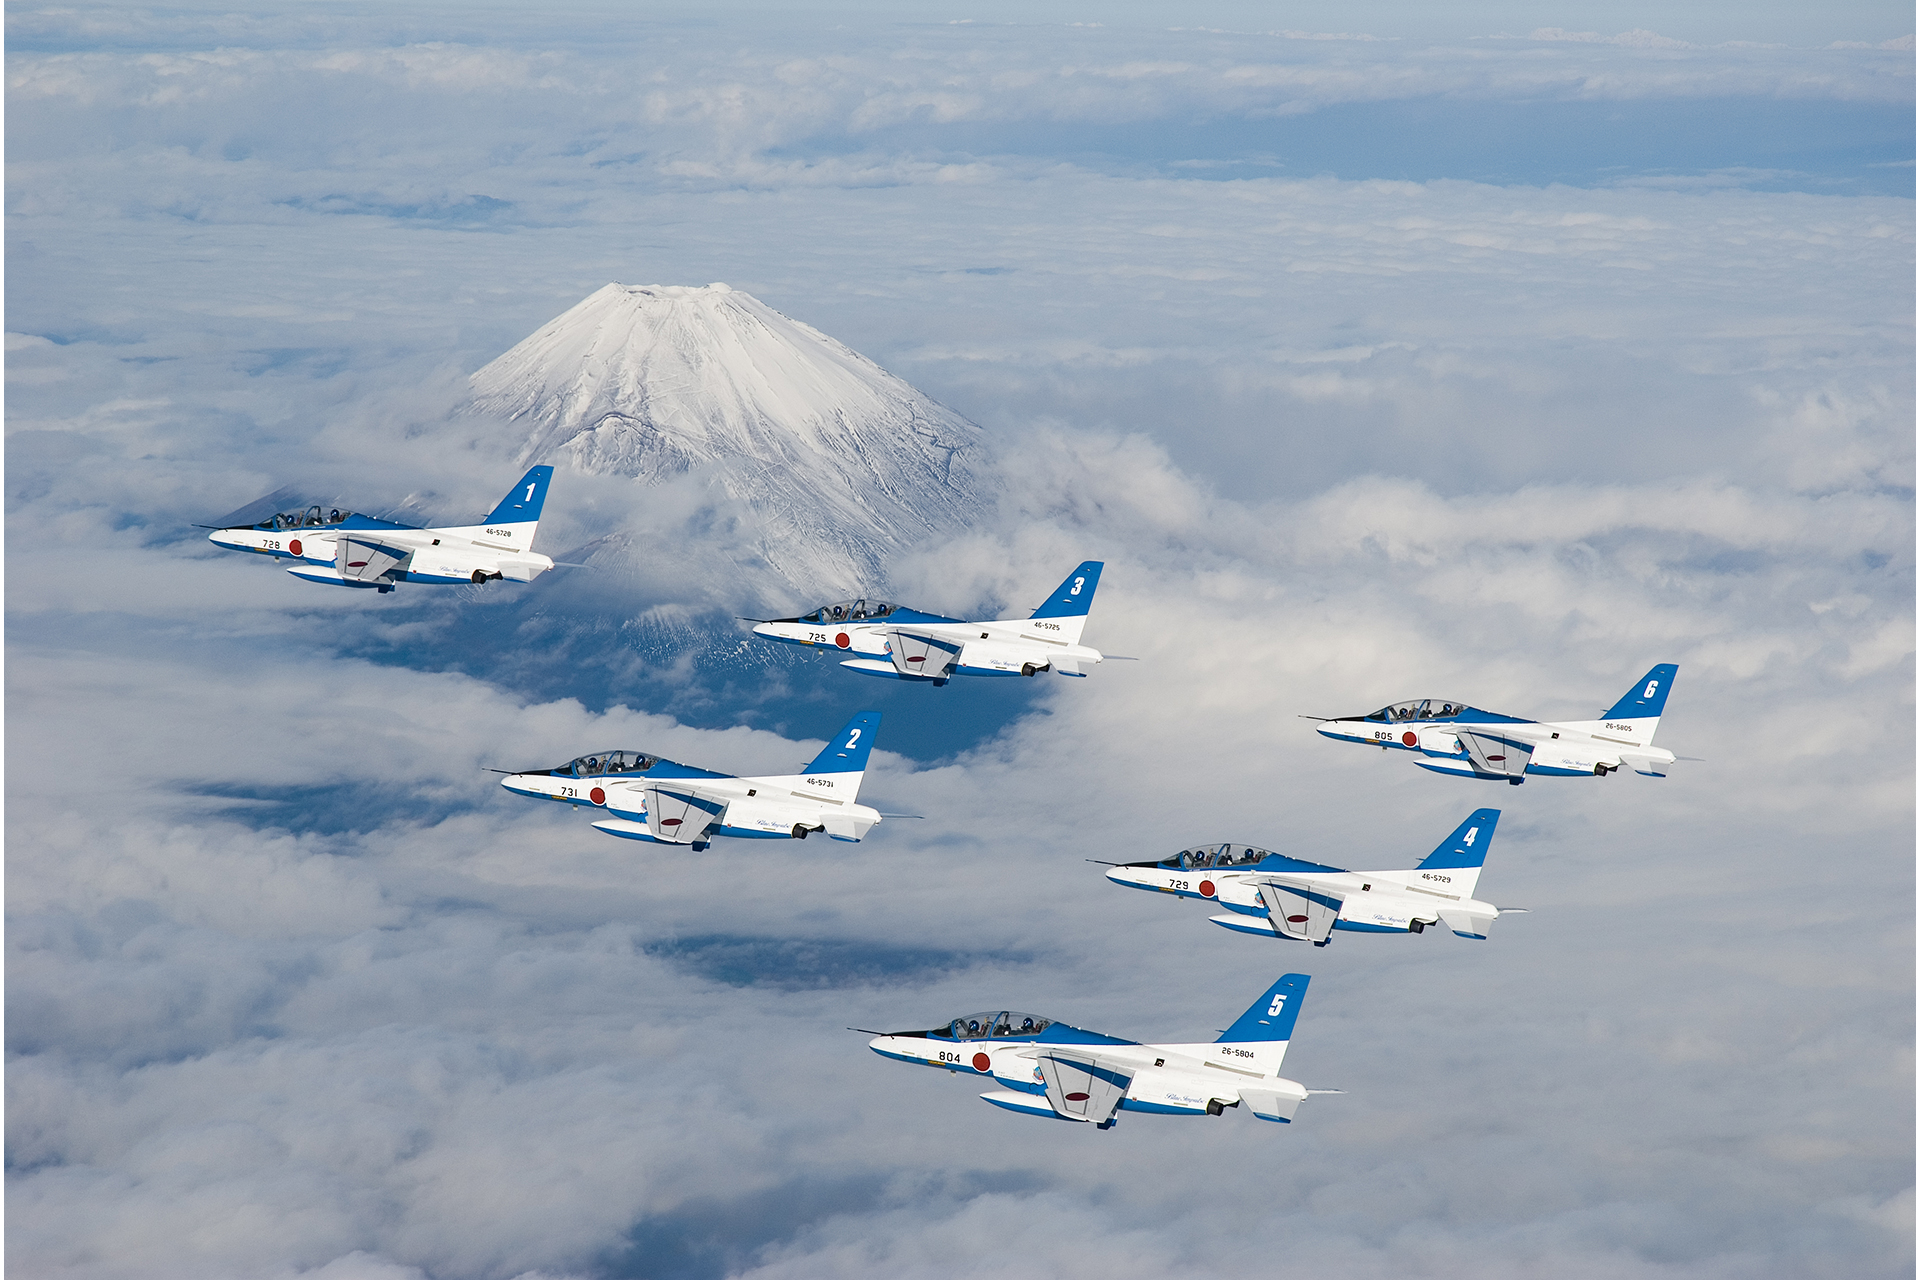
[468,283,986,596]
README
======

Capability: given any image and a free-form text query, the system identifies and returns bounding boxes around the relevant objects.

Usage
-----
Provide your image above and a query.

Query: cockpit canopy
[252,505,353,531]
[795,598,899,624]
[932,1010,1052,1040]
[560,750,658,778]
[1364,699,1467,723]
[1158,843,1272,871]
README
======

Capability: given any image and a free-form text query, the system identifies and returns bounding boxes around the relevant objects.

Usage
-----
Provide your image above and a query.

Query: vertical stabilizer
[1026,561,1103,644]
[799,712,881,797]
[443,465,554,548]
[1411,808,1499,898]
[1183,974,1310,1078]
[1596,663,1677,743]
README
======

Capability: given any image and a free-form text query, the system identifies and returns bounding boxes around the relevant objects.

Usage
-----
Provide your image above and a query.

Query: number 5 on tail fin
[1218,974,1310,1045]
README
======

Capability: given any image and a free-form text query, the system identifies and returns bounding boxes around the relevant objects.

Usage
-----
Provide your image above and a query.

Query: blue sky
[6,4,1914,1279]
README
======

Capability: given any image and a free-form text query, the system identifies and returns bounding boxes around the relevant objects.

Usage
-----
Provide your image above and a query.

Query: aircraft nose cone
[1104,866,1144,888]
[1316,722,1345,740]
[751,622,777,638]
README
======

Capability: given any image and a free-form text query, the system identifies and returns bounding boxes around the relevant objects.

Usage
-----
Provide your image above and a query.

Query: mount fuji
[468,283,987,600]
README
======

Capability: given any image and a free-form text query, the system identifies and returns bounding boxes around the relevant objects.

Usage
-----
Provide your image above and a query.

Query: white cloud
[4,7,1911,1279]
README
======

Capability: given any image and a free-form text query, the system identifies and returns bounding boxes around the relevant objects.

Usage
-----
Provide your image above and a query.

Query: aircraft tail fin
[800,712,880,794]
[1412,808,1499,898]
[1026,561,1103,644]
[1598,663,1678,742]
[440,465,554,548]
[1219,974,1309,1042]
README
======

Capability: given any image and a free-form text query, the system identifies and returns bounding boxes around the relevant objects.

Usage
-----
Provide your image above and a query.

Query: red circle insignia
[1199,880,1216,898]
[835,632,851,648]
[1402,730,1418,747]
[972,1052,991,1072]
[288,539,302,556]
[589,787,606,805]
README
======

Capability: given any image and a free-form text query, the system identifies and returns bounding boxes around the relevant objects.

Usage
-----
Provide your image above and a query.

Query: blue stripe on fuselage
[1119,1098,1209,1116]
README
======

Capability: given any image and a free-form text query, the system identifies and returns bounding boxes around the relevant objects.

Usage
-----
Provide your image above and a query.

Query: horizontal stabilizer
[1240,1082,1308,1123]
[1437,906,1497,940]
[1618,751,1671,777]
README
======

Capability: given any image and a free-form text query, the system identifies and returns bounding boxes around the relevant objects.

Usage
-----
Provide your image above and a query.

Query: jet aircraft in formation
[1106,809,1508,944]
[206,466,555,592]
[1311,663,1680,784]
[868,974,1325,1128]
[500,712,884,849]
[751,562,1107,684]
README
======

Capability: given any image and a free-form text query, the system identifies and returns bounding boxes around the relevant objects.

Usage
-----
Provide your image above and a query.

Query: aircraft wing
[1455,729,1534,779]
[335,537,412,582]
[642,784,730,843]
[882,629,962,678]
[1256,879,1343,943]
[1032,1050,1132,1125]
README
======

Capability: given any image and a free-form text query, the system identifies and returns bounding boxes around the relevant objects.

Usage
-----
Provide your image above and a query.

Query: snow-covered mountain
[468,283,986,598]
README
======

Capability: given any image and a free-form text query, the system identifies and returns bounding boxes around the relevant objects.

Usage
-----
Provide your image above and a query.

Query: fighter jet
[1310,663,1681,783]
[749,562,1106,683]
[867,974,1325,1129]
[205,466,555,592]
[499,712,884,848]
[1104,809,1509,945]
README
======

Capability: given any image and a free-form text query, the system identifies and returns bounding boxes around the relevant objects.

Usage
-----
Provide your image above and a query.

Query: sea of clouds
[6,3,1913,1278]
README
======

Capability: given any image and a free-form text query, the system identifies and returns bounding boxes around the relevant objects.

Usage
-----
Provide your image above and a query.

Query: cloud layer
[6,5,1913,1279]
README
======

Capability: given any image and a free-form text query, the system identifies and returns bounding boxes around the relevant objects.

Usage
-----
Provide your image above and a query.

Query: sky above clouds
[6,3,1914,1279]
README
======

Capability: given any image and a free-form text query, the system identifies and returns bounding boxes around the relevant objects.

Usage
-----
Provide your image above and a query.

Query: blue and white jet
[868,974,1325,1128]
[749,562,1106,683]
[500,712,885,848]
[1105,809,1508,944]
[1311,663,1681,783]
[206,466,555,592]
